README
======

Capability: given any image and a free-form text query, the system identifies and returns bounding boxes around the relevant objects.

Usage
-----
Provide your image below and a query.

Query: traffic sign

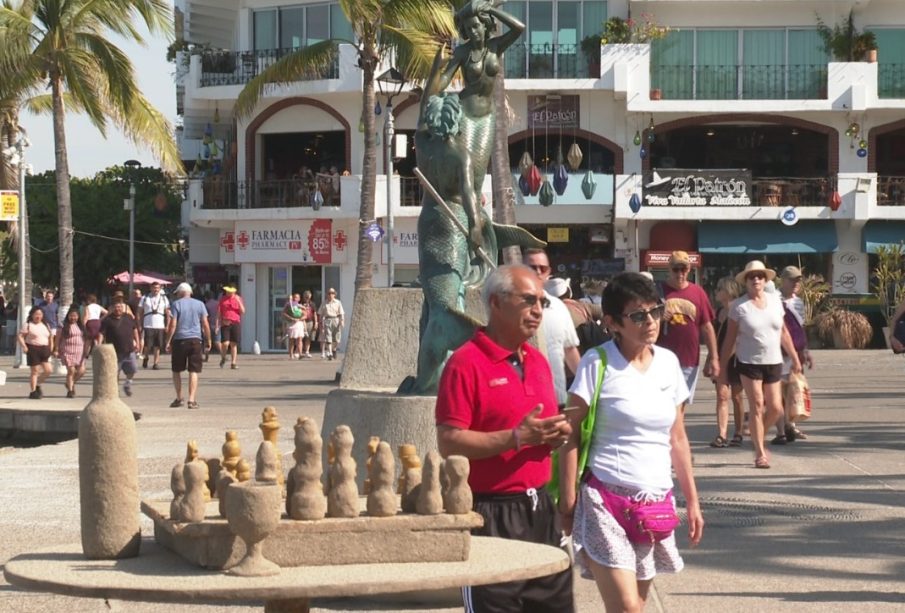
[0,191,19,221]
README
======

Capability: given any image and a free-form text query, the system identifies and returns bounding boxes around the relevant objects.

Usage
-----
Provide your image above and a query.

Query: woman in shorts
[719,261,801,469]
[82,293,107,352]
[300,290,318,358]
[55,304,89,398]
[710,276,745,448]
[18,306,54,399]
[559,273,703,612]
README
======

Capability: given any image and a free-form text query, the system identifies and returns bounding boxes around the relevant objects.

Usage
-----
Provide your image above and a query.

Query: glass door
[269,266,290,350]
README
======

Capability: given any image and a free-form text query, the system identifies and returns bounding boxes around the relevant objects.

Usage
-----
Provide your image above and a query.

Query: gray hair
[715,276,742,299]
[482,264,534,314]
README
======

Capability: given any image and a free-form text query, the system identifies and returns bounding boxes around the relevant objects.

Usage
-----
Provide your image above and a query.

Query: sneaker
[66,389,75,399]
[35,386,43,399]
[321,353,326,359]
[28,390,39,400]
[304,352,311,358]
[142,356,149,369]
[169,398,184,408]
[152,363,159,370]
[220,356,226,368]
[124,381,133,397]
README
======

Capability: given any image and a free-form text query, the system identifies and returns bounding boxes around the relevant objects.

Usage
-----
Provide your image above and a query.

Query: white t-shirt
[729,293,784,364]
[569,341,688,494]
[85,303,104,321]
[139,293,170,329]
[542,292,580,405]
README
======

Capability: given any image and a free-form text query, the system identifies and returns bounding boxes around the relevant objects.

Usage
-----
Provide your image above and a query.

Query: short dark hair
[602,273,660,320]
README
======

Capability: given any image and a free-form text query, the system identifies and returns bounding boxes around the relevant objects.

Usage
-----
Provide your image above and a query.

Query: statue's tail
[493,222,547,250]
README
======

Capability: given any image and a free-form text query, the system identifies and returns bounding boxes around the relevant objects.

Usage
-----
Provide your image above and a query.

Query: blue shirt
[37,300,59,329]
[170,297,208,341]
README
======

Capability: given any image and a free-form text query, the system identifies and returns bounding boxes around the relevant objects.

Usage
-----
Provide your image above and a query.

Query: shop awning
[861,221,905,253]
[698,222,838,254]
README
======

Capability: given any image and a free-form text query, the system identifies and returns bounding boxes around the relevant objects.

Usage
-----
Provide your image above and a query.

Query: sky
[21,8,177,178]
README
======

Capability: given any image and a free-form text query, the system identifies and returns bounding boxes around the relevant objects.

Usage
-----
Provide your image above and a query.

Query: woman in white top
[719,261,801,469]
[559,273,703,612]
[82,293,108,350]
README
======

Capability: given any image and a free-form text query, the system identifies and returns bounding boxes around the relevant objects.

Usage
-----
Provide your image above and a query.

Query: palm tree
[0,0,182,306]
[234,0,456,293]
[490,71,520,264]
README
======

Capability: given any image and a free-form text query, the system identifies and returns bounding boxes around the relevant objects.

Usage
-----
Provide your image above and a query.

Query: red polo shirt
[435,329,558,494]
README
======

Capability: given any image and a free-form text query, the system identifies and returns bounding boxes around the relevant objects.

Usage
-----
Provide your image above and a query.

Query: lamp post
[123,160,142,296]
[4,127,31,368]
[376,67,407,288]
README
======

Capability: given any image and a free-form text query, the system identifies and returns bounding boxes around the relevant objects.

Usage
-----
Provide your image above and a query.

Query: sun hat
[544,277,571,300]
[668,250,691,267]
[175,282,193,296]
[780,265,803,280]
[223,285,237,293]
[735,260,777,285]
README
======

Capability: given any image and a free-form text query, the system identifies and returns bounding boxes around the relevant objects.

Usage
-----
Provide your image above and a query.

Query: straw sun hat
[735,260,777,285]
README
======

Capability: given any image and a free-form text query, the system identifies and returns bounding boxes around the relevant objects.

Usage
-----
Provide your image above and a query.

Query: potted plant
[581,34,602,78]
[814,307,873,349]
[870,242,905,344]
[816,10,877,62]
[601,14,671,45]
[799,273,830,348]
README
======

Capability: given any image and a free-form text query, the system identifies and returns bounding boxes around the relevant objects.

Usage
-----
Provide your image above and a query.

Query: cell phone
[559,405,581,414]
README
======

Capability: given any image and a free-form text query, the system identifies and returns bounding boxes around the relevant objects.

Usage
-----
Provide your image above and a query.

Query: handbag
[548,346,607,504]
[785,372,812,421]
[588,474,680,544]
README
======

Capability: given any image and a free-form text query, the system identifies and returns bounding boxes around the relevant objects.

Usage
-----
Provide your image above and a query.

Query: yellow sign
[547,227,569,243]
[0,191,19,221]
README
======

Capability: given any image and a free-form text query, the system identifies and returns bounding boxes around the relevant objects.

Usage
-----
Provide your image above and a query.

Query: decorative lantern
[633,131,642,146]
[553,164,568,195]
[518,174,531,197]
[538,179,555,207]
[527,165,543,196]
[567,143,583,171]
[581,170,597,199]
[518,151,534,177]
[629,193,642,213]
[639,146,648,159]
[312,188,324,210]
[829,190,842,211]
[375,101,382,116]
[857,148,867,158]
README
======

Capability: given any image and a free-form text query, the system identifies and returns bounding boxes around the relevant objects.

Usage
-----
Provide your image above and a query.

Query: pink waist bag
[587,474,680,544]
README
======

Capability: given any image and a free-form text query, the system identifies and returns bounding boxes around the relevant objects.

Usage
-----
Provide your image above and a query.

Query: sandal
[729,433,743,446]
[709,435,729,448]
[770,434,787,445]
[792,428,807,440]
[755,456,771,469]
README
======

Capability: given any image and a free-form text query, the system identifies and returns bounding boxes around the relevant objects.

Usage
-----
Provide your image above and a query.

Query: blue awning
[861,221,905,253]
[698,221,838,253]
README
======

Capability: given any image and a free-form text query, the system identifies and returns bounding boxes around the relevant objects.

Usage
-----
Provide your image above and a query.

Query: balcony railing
[504,43,584,79]
[199,48,339,87]
[878,176,905,206]
[399,177,424,207]
[201,178,341,209]
[652,64,828,100]
[750,177,834,207]
[879,64,905,99]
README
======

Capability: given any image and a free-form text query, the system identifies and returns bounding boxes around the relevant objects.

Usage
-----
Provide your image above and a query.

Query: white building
[176,0,905,351]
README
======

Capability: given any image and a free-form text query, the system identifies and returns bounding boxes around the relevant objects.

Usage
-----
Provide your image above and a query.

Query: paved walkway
[0,349,903,612]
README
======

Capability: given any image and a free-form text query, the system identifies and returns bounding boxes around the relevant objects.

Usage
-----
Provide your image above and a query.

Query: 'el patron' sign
[644,169,752,206]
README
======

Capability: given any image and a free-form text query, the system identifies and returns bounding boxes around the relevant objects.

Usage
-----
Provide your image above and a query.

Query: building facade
[175,0,905,351]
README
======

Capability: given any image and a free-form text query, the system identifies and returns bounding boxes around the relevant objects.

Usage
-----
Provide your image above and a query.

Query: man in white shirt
[137,282,170,370]
[524,249,580,405]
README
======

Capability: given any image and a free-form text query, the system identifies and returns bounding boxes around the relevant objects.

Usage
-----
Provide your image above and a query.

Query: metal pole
[386,103,395,288]
[128,183,135,296]
[14,159,26,368]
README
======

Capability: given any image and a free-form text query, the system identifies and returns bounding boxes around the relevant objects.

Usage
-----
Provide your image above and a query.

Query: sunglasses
[671,266,689,273]
[746,273,767,281]
[528,264,551,274]
[507,292,551,309]
[621,304,665,325]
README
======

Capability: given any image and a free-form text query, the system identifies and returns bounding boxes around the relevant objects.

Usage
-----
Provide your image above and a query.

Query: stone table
[4,536,569,612]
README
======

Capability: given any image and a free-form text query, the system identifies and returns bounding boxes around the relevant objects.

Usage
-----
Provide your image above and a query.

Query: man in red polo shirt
[436,264,574,613]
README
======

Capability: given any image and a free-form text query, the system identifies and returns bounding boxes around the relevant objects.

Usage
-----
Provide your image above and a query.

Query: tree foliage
[0,166,184,298]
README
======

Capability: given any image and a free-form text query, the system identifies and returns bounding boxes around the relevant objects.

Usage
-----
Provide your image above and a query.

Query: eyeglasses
[746,273,767,281]
[528,264,551,275]
[507,292,550,309]
[328,291,336,294]
[671,266,689,273]
[621,304,665,325]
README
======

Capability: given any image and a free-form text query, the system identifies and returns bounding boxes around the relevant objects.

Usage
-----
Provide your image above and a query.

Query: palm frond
[110,91,183,175]
[58,50,110,135]
[77,31,136,112]
[24,92,86,115]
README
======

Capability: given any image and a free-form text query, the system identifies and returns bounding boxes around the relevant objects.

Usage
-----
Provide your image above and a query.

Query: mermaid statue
[398,1,544,394]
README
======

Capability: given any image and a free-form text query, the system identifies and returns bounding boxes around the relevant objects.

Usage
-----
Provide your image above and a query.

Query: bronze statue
[400,0,543,394]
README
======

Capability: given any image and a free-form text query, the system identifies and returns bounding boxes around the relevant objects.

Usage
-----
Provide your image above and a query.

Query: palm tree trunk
[490,72,520,264]
[354,49,379,293]
[52,76,75,306]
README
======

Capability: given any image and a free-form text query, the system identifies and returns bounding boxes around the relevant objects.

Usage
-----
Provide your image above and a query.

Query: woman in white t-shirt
[558,273,703,612]
[719,260,801,469]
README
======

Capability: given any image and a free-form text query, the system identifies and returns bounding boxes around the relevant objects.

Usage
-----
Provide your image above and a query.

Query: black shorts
[220,323,240,343]
[736,361,782,384]
[171,338,203,373]
[143,328,166,351]
[726,356,741,386]
[467,488,574,613]
[26,344,51,366]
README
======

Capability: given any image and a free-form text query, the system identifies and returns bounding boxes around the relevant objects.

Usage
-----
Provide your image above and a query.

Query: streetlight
[123,160,142,296]
[376,66,406,288]
[3,127,31,368]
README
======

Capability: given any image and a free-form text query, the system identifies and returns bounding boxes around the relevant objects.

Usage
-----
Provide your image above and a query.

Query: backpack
[575,319,611,355]
[783,304,807,354]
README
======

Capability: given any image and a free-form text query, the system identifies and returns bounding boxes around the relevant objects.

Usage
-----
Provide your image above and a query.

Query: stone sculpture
[400,449,423,513]
[442,455,472,514]
[78,344,141,559]
[224,481,282,577]
[256,441,279,484]
[172,460,209,523]
[286,417,327,520]
[259,406,284,488]
[397,443,418,493]
[205,458,221,499]
[366,441,397,517]
[221,430,241,476]
[416,451,444,515]
[363,435,380,494]
[327,425,358,518]
[401,2,543,395]
[182,440,211,502]
[236,458,251,482]
[217,468,238,518]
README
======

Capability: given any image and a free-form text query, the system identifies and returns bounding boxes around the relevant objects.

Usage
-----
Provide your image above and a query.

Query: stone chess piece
[79,344,141,559]
[442,455,472,514]
[366,441,396,517]
[205,458,221,499]
[221,430,241,476]
[416,451,443,515]
[259,406,284,488]
[236,458,251,482]
[363,436,380,494]
[172,460,209,523]
[255,441,279,484]
[169,460,186,519]
[400,452,423,513]
[224,481,282,577]
[217,467,238,518]
[183,440,211,502]
[397,443,418,493]
[327,425,358,518]
[286,417,327,520]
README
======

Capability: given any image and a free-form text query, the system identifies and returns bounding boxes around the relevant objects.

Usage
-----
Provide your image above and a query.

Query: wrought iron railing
[504,43,584,79]
[878,176,905,206]
[651,64,828,100]
[750,177,835,207]
[201,178,341,209]
[199,48,339,87]
[399,177,424,207]
[879,64,905,99]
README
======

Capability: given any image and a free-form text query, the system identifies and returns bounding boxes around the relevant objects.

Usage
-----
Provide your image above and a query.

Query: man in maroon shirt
[656,250,719,404]
[436,264,574,612]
